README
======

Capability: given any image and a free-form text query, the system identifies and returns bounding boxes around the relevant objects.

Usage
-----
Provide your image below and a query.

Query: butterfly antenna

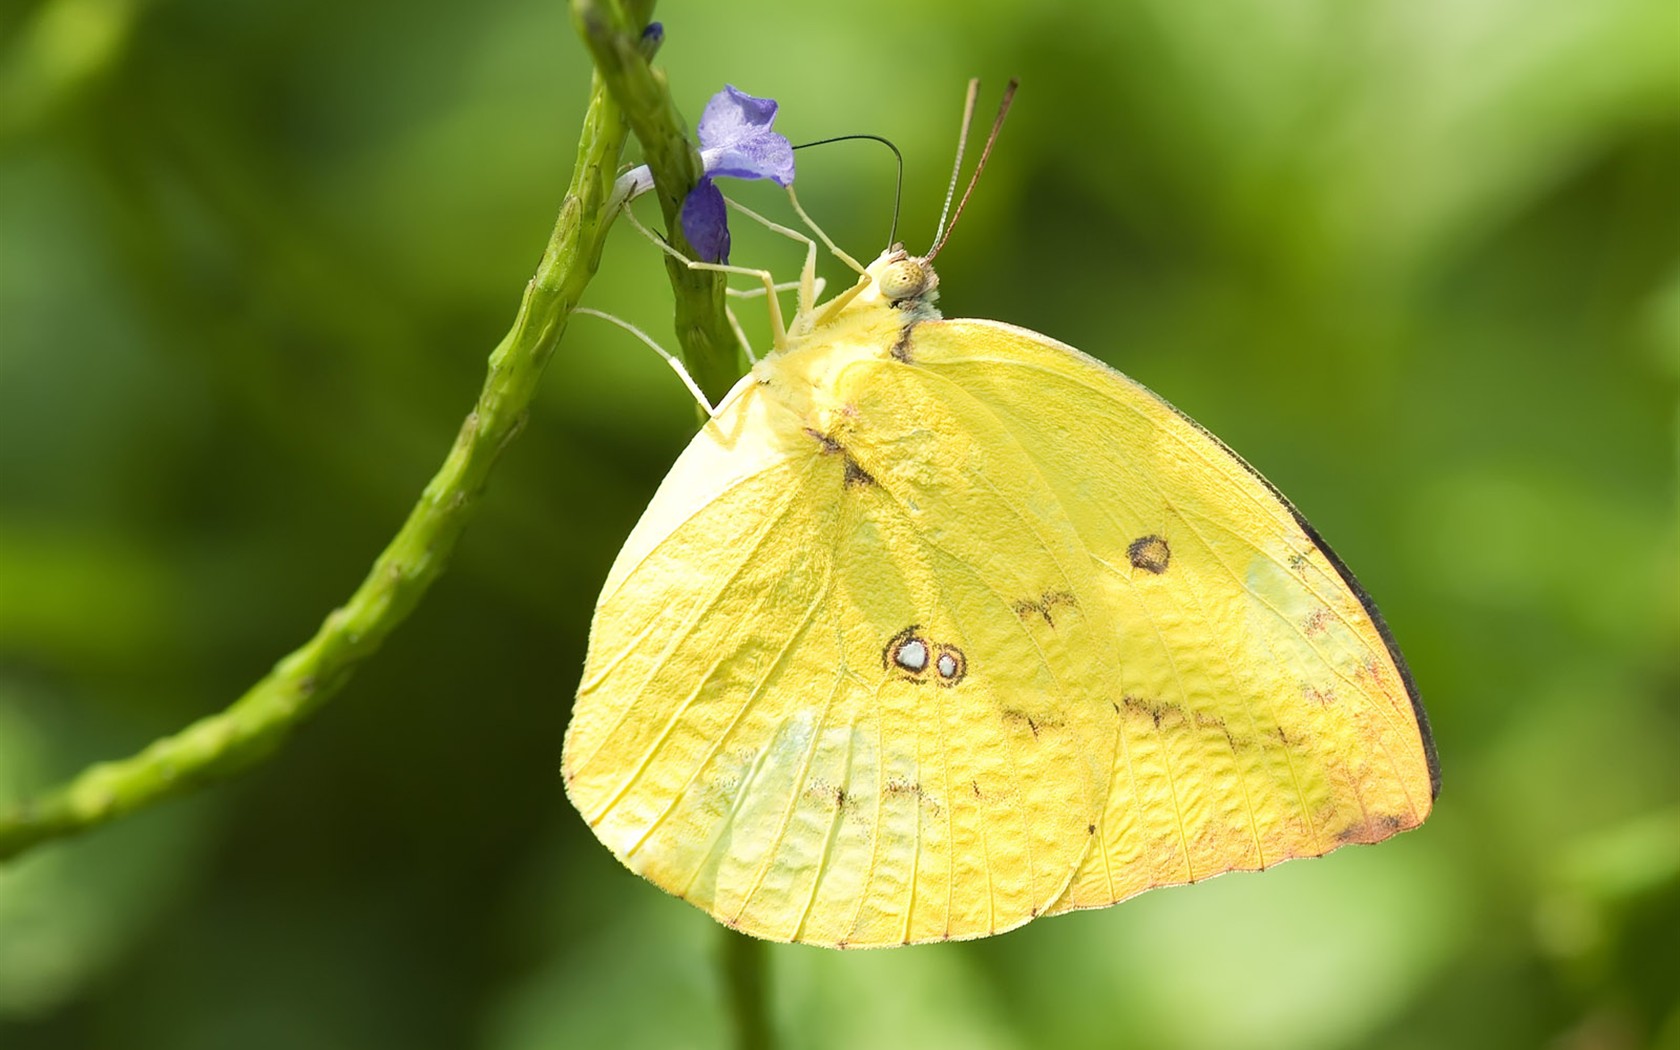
[930,78,982,253]
[792,133,905,249]
[926,77,1019,262]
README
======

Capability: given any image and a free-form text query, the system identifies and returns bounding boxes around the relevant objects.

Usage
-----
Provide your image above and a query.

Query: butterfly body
[563,250,1438,947]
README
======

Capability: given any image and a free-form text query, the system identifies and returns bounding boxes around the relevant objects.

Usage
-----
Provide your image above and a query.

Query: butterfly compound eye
[877,258,932,304]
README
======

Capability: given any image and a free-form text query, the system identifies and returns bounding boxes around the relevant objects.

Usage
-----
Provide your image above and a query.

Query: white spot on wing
[897,639,928,672]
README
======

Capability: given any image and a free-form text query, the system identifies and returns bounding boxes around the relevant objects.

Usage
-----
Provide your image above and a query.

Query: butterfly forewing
[902,319,1437,913]
[565,358,1121,946]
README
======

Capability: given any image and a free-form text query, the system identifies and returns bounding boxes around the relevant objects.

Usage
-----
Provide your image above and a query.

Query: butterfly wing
[897,319,1440,914]
[564,365,1120,946]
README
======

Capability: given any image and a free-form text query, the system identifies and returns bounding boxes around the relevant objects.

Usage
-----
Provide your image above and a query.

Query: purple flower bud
[697,85,796,187]
[638,22,663,59]
[680,176,730,264]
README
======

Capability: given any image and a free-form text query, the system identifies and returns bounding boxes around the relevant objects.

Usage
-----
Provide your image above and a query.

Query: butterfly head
[864,246,941,319]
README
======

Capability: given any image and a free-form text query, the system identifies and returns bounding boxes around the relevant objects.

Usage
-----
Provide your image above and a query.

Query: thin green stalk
[0,60,633,864]
[576,9,776,1046]
[573,0,742,404]
[722,931,774,1050]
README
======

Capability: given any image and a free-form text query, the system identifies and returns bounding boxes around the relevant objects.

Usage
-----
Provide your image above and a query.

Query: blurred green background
[2,0,1677,1046]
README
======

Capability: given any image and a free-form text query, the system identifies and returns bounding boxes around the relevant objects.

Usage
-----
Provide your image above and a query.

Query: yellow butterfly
[563,85,1438,949]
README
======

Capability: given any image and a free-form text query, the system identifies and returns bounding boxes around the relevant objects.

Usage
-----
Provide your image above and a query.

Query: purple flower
[679,86,794,263]
[615,85,796,266]
[696,85,795,187]
[680,176,730,263]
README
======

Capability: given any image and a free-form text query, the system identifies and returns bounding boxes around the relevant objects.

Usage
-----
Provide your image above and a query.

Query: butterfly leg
[726,280,807,298]
[724,278,826,359]
[723,305,757,365]
[721,279,825,365]
[726,277,828,301]
[573,307,717,417]
[723,199,821,330]
[621,205,791,351]
[785,186,868,276]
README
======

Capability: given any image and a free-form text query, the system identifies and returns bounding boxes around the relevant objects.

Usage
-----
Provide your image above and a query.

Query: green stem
[577,10,774,1042]
[722,931,774,1050]
[0,61,633,864]
[572,0,742,404]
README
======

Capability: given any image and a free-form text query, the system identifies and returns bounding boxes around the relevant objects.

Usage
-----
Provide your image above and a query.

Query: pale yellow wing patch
[564,365,1120,946]
[899,319,1438,914]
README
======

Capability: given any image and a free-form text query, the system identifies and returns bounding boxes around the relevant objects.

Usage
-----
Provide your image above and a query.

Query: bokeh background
[2,0,1677,1047]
